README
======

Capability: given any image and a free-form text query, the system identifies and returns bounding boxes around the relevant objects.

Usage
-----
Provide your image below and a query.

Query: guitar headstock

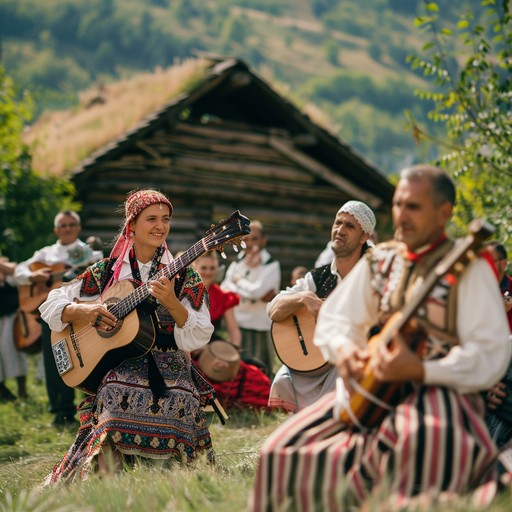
[205,210,251,257]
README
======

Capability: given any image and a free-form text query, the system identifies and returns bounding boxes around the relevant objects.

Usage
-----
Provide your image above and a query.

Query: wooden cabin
[72,57,395,286]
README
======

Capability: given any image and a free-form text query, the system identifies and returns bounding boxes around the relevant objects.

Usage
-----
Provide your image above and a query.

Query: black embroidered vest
[310,265,339,299]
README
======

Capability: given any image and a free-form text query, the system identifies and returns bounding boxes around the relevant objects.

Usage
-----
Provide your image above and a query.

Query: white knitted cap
[338,200,376,234]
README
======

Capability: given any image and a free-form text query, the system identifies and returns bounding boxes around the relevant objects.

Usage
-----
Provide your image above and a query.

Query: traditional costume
[268,200,376,413]
[267,262,339,412]
[251,237,511,510]
[206,281,239,341]
[40,190,215,483]
[221,247,281,374]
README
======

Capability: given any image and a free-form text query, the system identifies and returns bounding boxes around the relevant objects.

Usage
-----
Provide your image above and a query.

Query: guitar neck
[109,239,207,320]
[105,209,250,320]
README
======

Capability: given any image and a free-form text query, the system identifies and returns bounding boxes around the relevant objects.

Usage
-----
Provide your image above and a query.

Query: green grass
[0,354,284,511]
[2,355,512,511]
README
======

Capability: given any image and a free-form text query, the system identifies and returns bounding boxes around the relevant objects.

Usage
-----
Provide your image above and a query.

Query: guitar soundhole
[96,319,123,339]
[96,299,123,339]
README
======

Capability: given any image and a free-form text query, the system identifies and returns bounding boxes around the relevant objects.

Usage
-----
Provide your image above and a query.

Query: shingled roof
[73,58,393,207]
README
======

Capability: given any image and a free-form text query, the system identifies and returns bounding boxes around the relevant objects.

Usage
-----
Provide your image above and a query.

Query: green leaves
[409,0,512,246]
[0,66,76,261]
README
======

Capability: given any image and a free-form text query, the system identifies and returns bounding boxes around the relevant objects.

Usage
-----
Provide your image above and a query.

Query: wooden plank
[172,155,314,183]
[269,136,383,208]
[173,122,273,145]
[83,171,343,205]
[146,133,289,161]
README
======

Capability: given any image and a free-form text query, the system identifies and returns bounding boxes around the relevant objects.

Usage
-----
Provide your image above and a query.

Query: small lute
[336,218,495,429]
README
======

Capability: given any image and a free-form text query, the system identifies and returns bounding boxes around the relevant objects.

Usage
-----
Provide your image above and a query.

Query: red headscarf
[109,189,173,281]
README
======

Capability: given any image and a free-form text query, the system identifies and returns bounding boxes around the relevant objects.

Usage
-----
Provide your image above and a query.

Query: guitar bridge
[52,338,73,375]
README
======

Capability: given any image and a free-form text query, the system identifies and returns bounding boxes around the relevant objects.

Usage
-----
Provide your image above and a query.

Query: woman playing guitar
[40,189,249,483]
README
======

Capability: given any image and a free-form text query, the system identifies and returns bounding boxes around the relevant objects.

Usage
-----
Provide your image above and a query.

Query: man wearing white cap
[267,200,376,412]
[315,200,377,267]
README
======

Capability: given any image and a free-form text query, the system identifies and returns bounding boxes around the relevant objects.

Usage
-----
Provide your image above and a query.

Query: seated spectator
[195,340,272,412]
[193,251,241,345]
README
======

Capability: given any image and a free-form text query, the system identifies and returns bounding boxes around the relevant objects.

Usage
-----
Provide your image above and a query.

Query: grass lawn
[0,353,285,511]
[1,354,512,511]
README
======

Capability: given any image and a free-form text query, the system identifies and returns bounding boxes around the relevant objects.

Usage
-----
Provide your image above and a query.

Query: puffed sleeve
[39,280,98,332]
[173,268,214,352]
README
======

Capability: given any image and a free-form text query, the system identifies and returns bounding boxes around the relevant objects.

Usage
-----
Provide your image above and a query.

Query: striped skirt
[250,386,499,511]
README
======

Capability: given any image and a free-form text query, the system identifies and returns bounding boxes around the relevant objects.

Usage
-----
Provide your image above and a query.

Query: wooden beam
[269,136,383,208]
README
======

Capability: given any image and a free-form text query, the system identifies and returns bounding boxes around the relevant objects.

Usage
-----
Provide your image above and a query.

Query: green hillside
[0,0,483,174]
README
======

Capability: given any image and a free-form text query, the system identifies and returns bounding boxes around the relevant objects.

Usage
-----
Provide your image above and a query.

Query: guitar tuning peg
[233,244,239,253]
[240,240,246,249]
[220,251,227,259]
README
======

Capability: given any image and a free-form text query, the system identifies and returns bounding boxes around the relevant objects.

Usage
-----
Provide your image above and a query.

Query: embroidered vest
[367,239,460,360]
[310,265,339,299]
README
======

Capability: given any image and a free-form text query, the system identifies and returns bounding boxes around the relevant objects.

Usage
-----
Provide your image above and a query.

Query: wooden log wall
[75,119,391,289]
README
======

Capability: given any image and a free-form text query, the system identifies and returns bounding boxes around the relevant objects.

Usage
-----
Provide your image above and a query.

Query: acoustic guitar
[271,307,329,372]
[14,262,70,353]
[51,210,250,394]
[335,218,495,430]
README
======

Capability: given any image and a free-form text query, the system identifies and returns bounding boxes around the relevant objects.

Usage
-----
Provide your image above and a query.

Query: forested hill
[0,0,482,175]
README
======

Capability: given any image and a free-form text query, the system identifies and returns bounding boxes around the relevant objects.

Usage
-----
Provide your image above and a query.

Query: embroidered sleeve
[79,258,115,297]
[177,267,207,311]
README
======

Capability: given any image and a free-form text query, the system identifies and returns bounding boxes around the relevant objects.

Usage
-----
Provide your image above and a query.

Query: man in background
[221,220,281,377]
[267,200,376,413]
[15,210,102,426]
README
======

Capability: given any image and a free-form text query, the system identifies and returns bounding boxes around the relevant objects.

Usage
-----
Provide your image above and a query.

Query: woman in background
[193,251,241,346]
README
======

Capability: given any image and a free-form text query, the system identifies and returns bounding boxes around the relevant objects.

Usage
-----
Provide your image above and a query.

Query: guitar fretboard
[107,213,245,320]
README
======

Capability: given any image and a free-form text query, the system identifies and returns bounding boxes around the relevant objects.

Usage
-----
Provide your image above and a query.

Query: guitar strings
[61,226,244,350]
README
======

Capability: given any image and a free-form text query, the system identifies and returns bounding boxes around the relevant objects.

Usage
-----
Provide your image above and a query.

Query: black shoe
[0,386,17,402]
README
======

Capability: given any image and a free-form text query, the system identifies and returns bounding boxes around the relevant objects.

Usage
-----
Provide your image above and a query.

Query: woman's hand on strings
[62,302,117,331]
[149,276,189,328]
[149,276,177,306]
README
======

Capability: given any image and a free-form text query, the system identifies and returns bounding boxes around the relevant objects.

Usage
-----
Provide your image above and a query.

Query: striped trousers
[250,386,499,511]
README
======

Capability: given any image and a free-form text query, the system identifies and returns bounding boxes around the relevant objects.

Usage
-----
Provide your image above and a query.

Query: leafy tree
[407,0,512,245]
[0,67,76,261]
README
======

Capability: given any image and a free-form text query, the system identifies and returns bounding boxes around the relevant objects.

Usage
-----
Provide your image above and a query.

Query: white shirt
[15,239,102,285]
[315,256,511,394]
[39,248,213,352]
[315,242,334,268]
[221,248,281,331]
